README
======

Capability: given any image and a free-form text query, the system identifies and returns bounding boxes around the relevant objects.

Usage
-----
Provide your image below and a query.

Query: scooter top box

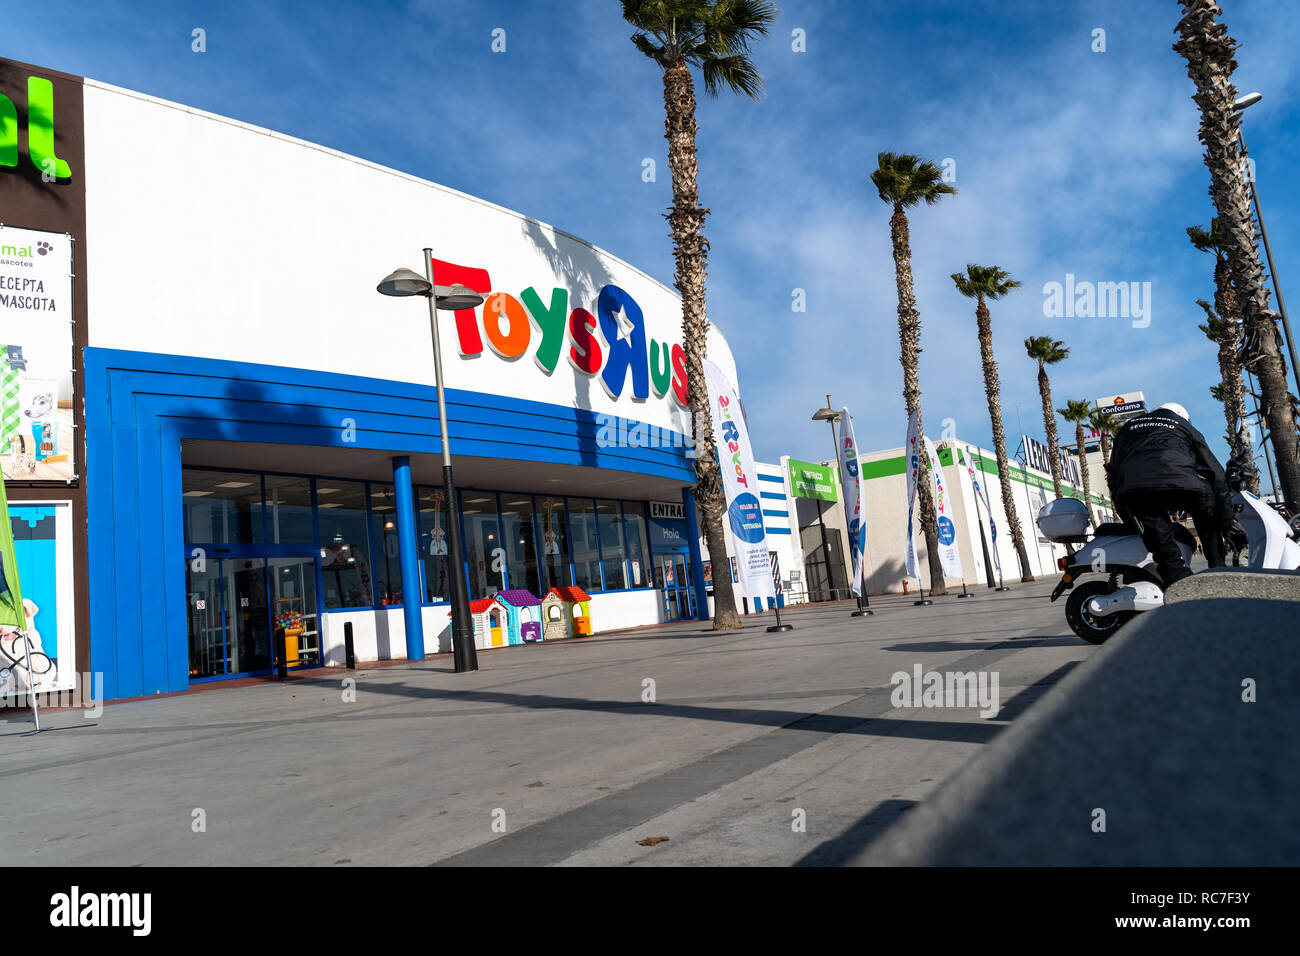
[1037,497,1091,542]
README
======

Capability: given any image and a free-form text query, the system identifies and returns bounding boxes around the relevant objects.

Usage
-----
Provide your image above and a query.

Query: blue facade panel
[84,348,696,700]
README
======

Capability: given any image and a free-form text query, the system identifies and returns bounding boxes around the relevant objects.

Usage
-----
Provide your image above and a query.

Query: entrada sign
[429,257,689,407]
[0,76,72,181]
[650,500,684,520]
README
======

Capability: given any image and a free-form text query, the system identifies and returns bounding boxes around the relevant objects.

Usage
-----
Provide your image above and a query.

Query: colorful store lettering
[0,76,72,180]
[430,257,688,407]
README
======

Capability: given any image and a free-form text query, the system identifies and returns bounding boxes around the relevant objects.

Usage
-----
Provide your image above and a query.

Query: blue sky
[8,0,1298,473]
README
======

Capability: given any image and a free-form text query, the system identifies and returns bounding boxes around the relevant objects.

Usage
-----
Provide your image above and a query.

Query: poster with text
[1,227,75,482]
[0,499,76,698]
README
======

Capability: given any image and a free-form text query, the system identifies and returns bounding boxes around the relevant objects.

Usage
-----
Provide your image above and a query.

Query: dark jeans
[1115,490,1226,584]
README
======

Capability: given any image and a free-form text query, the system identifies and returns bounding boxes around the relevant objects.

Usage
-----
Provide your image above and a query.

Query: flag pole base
[851,608,874,616]
[913,599,933,606]
[766,607,794,633]
[995,586,1011,592]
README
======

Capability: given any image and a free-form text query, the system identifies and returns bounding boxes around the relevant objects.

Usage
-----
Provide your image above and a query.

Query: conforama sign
[430,257,689,408]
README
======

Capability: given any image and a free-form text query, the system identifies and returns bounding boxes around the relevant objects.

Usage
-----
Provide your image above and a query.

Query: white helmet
[1156,402,1190,421]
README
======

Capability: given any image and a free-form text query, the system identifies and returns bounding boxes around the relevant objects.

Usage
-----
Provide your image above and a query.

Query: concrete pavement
[0,580,1092,866]
[854,594,1299,865]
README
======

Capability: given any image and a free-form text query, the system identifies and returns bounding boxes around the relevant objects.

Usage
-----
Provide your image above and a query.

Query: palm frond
[870,152,957,207]
[700,52,764,97]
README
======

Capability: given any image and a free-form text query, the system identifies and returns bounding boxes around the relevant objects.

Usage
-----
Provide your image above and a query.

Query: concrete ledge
[1165,566,1300,603]
[851,598,1299,865]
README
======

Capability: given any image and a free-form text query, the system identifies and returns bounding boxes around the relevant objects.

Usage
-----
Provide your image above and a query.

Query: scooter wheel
[1065,581,1134,644]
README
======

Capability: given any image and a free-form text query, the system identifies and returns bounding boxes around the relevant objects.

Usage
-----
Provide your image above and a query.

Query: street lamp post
[813,397,872,616]
[377,252,485,673]
[1234,92,1300,404]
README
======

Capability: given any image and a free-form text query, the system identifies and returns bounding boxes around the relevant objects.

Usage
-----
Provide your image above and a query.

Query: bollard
[344,621,356,670]
[274,627,288,681]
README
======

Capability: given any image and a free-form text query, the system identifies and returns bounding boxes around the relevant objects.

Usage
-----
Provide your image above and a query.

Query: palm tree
[1196,297,1258,492]
[1087,409,1123,465]
[1024,336,1070,497]
[1174,1,1300,504]
[1058,399,1097,528]
[951,264,1034,582]
[1088,408,1123,501]
[1188,221,1256,488]
[871,152,957,595]
[624,0,776,630]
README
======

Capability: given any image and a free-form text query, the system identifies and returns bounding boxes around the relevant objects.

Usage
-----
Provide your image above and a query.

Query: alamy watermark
[596,413,698,457]
[1042,273,1152,328]
[890,663,1000,718]
[0,671,104,717]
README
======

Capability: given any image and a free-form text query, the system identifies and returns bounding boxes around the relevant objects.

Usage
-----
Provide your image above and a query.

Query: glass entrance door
[186,559,225,679]
[186,553,320,681]
[269,557,320,667]
[656,550,696,622]
[226,558,271,676]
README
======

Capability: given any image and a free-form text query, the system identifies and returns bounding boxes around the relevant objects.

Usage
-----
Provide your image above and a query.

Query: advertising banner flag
[702,360,775,604]
[960,447,1001,576]
[904,410,921,579]
[923,436,964,579]
[0,478,23,629]
[837,408,867,596]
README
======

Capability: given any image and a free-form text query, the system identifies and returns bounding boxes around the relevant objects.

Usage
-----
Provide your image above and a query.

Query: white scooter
[1037,456,1300,643]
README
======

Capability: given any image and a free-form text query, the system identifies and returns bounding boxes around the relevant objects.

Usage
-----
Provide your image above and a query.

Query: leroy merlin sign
[789,459,837,501]
[0,76,72,181]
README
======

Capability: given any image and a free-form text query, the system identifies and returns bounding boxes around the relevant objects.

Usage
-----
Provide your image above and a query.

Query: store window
[499,494,542,596]
[596,499,627,590]
[182,469,263,544]
[418,487,452,603]
[535,496,571,591]
[462,492,505,600]
[568,498,602,592]
[318,480,373,608]
[263,474,315,545]
[369,483,403,606]
[621,503,651,588]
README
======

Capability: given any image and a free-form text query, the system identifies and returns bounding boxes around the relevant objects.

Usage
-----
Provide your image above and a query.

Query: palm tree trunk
[661,54,740,629]
[889,203,947,594]
[975,297,1034,581]
[1214,256,1258,493]
[1076,422,1096,528]
[1175,1,1300,504]
[1037,363,1064,497]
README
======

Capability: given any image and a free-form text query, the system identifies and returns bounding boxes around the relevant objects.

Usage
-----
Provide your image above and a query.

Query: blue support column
[392,456,425,661]
[682,486,711,620]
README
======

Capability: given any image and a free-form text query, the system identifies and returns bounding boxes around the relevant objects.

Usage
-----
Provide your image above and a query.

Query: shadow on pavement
[794,799,920,866]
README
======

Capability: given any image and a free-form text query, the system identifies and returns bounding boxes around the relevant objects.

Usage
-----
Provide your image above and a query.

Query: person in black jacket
[1105,402,1233,584]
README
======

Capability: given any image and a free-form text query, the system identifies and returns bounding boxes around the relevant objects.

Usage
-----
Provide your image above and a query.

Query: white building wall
[79,79,737,434]
[758,459,803,605]
[859,437,1114,594]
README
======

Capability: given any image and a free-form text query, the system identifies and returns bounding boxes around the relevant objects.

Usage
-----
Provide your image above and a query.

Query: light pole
[377,252,485,673]
[813,397,872,616]
[1234,92,1300,404]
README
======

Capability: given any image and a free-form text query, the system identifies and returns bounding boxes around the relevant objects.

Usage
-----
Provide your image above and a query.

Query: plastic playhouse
[544,586,592,637]
[494,590,543,643]
[469,597,510,649]
[540,590,571,641]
